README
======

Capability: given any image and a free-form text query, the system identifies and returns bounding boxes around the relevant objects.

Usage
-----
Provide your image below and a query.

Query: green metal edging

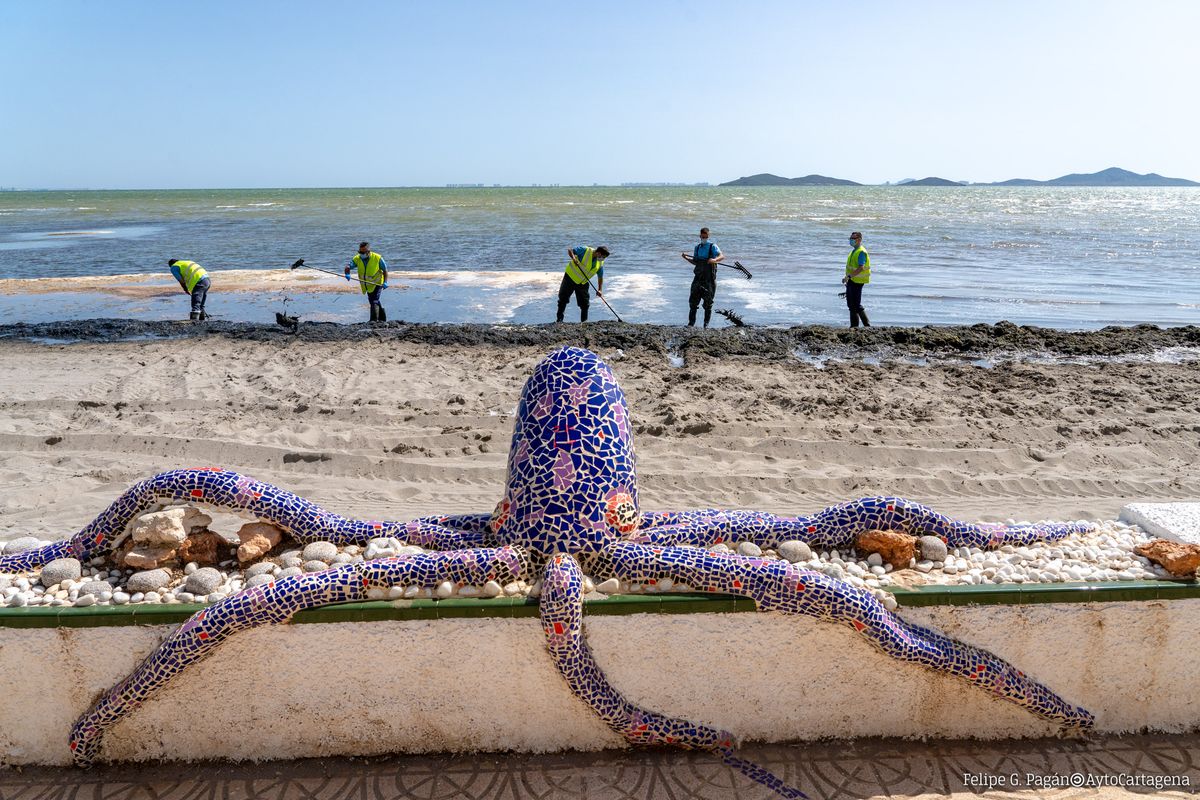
[0,581,1196,629]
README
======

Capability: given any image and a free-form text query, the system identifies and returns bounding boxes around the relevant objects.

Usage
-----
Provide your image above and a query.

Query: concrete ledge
[1121,502,1200,543]
[2,591,1199,766]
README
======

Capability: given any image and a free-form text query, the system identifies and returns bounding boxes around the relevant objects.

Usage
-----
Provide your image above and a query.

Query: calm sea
[0,187,1196,328]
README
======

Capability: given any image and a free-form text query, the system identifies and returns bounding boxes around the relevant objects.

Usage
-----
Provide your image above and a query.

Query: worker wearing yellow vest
[841,231,871,328]
[343,241,389,322]
[557,245,610,323]
[168,259,211,320]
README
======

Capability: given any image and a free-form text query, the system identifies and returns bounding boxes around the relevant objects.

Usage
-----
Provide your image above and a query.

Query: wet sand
[0,322,1196,544]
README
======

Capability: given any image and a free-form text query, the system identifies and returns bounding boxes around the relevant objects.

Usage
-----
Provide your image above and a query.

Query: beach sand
[0,323,1196,545]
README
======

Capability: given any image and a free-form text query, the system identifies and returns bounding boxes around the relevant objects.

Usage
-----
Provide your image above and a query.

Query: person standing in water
[168,259,210,321]
[343,241,389,322]
[557,245,610,323]
[842,231,871,328]
[681,227,724,327]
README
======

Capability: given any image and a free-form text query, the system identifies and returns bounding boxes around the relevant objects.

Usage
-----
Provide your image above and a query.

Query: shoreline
[0,318,1197,359]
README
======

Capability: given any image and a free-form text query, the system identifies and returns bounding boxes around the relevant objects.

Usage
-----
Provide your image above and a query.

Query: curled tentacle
[0,468,479,575]
[597,541,1094,732]
[538,553,809,799]
[634,499,1093,550]
[70,546,530,767]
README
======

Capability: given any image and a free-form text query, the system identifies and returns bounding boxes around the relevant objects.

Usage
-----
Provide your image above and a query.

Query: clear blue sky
[1,0,1197,188]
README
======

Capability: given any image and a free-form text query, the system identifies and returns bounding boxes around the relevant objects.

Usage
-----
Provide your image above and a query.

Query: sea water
[0,186,1196,328]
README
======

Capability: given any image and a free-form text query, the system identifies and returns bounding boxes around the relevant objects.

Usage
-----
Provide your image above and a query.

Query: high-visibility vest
[565,247,603,285]
[174,260,208,293]
[845,247,871,285]
[352,252,384,294]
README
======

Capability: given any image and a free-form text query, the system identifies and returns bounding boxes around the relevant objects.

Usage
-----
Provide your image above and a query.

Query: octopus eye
[605,493,639,535]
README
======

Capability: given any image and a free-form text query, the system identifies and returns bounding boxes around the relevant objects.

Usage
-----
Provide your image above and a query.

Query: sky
[1,0,1198,188]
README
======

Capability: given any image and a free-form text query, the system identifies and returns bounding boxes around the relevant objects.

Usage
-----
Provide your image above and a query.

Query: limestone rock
[40,558,82,588]
[856,529,918,570]
[918,535,948,563]
[131,507,210,547]
[178,531,226,567]
[365,537,405,560]
[236,522,284,564]
[123,545,178,570]
[1134,539,1200,577]
[126,568,173,593]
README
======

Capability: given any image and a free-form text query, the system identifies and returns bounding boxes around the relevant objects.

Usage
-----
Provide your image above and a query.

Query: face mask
[849,239,858,246]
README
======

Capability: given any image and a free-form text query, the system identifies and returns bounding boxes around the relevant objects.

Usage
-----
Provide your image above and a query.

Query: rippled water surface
[0,187,1196,328]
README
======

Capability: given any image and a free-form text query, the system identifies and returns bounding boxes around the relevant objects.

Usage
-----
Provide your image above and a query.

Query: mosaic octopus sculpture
[0,346,1094,799]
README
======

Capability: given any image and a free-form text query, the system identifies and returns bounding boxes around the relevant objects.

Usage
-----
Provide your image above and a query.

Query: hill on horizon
[720,173,862,187]
[898,177,965,186]
[988,167,1199,187]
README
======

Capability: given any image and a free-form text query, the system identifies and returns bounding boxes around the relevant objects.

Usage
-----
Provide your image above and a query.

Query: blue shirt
[855,250,867,267]
[693,241,721,261]
[571,246,604,280]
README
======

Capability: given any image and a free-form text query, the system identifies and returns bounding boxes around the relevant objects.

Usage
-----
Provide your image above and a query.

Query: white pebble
[596,578,620,594]
[481,580,502,598]
[74,594,96,607]
[184,562,198,575]
[435,581,455,599]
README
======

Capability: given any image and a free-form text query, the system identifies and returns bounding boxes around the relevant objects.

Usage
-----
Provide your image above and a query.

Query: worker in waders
[343,241,389,322]
[681,227,724,328]
[841,231,871,328]
[557,245,610,323]
[168,259,210,320]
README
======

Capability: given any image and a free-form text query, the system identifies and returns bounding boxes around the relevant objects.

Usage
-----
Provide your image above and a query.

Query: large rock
[126,568,173,593]
[1135,539,1200,577]
[236,522,284,564]
[302,541,338,563]
[185,567,223,595]
[918,535,948,563]
[778,540,812,563]
[855,529,918,570]
[131,507,211,547]
[122,546,178,570]
[40,558,82,587]
[3,536,42,555]
[178,531,226,567]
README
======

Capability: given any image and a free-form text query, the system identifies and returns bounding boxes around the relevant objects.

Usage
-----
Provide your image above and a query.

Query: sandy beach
[0,322,1196,546]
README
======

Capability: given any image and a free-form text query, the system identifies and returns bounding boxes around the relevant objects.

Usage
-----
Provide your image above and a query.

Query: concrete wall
[2,599,1198,766]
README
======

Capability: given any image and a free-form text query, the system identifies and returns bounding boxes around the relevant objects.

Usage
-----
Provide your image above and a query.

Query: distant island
[988,167,1199,187]
[898,177,964,186]
[721,167,1197,187]
[720,173,862,187]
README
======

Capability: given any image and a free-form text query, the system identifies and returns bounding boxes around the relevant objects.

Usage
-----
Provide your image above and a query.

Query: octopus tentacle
[411,513,494,535]
[70,547,529,767]
[0,469,479,575]
[634,499,1092,550]
[538,553,808,799]
[599,541,1094,732]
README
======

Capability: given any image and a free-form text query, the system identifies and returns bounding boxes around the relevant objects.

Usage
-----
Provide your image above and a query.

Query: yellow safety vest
[565,247,603,285]
[174,260,208,293]
[845,247,870,285]
[352,252,384,294]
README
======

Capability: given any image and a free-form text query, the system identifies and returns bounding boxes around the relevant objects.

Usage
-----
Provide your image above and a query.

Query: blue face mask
[849,239,858,246]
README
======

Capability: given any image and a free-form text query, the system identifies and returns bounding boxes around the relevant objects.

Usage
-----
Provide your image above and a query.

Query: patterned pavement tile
[1,733,1195,800]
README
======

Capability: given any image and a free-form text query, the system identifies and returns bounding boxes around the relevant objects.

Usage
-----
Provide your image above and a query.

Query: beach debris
[716,308,746,327]
[856,529,918,570]
[1133,539,1200,577]
[274,311,299,332]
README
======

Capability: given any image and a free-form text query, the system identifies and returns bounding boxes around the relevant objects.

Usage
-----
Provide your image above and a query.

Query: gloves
[344,272,352,281]
[380,282,389,290]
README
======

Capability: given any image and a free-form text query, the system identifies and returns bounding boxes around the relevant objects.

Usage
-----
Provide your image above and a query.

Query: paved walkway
[1,733,1195,799]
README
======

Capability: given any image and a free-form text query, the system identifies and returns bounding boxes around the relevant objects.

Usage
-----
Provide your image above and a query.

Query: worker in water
[681,227,724,328]
[557,245,610,323]
[343,241,389,322]
[168,259,210,321]
[842,231,871,328]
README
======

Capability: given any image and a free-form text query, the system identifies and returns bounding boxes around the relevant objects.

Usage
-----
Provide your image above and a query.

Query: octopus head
[492,347,639,554]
